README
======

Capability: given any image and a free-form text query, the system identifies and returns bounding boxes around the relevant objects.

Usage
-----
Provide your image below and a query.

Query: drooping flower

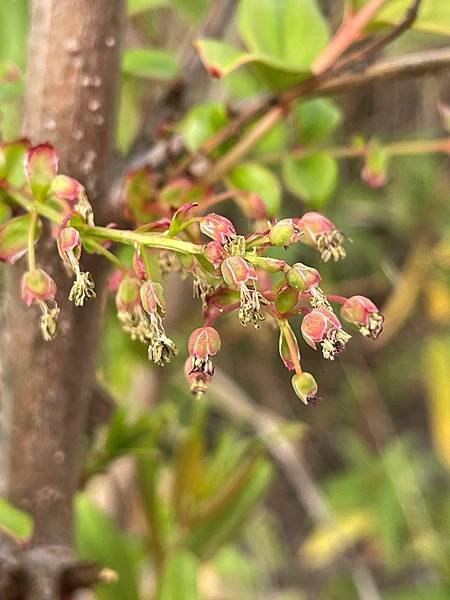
[21,269,59,341]
[140,280,177,366]
[57,227,96,307]
[221,255,268,327]
[296,212,346,262]
[204,240,226,269]
[200,213,236,244]
[301,307,351,360]
[341,295,384,340]
[184,358,212,396]
[291,372,319,406]
[286,262,331,309]
[269,219,301,247]
[188,326,221,378]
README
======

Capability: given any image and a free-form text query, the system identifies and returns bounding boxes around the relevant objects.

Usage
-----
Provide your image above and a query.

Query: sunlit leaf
[282,153,338,206]
[227,162,281,216]
[122,49,179,80]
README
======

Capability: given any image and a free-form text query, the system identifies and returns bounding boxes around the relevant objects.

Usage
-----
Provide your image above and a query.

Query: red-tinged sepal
[296,212,346,262]
[21,269,56,306]
[286,263,321,292]
[132,249,147,280]
[204,240,226,269]
[21,269,59,341]
[25,143,59,201]
[341,295,384,340]
[279,324,300,372]
[291,372,319,406]
[51,174,84,203]
[0,214,42,264]
[269,219,301,247]
[116,276,141,313]
[57,226,81,273]
[188,326,221,378]
[200,213,236,244]
[168,201,198,236]
[221,255,256,288]
[361,142,388,189]
[301,308,351,360]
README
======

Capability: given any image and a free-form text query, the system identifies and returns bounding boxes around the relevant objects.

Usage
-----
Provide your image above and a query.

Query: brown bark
[1,0,124,550]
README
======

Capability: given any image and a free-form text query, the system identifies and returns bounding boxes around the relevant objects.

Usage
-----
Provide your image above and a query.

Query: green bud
[291,372,318,406]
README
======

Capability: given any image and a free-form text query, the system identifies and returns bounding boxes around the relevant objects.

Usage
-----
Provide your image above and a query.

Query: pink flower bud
[361,143,388,189]
[204,240,226,269]
[269,219,301,246]
[200,213,236,244]
[51,174,84,202]
[286,263,321,292]
[361,164,388,189]
[140,280,166,316]
[341,295,384,340]
[291,372,319,406]
[57,226,81,255]
[221,256,256,289]
[188,326,221,378]
[296,212,346,262]
[301,307,351,360]
[188,326,221,360]
[21,269,57,306]
[116,277,141,313]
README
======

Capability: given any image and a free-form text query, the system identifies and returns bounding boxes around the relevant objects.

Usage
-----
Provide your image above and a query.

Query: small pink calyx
[188,326,221,379]
[286,262,321,292]
[221,256,256,289]
[200,213,236,244]
[301,307,351,360]
[297,212,346,262]
[51,174,84,202]
[204,240,226,269]
[140,280,166,316]
[57,226,81,254]
[116,276,141,312]
[21,269,57,306]
[341,295,384,339]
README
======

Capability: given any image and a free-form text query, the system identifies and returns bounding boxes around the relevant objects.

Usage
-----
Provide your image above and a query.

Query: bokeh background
[0,1,449,599]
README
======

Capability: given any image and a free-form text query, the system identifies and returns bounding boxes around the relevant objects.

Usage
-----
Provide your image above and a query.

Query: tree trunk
[1,0,124,551]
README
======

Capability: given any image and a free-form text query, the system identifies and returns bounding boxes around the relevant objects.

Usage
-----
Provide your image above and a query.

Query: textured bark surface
[1,0,124,548]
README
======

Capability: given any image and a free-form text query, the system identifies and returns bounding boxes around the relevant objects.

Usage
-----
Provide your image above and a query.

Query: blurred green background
[0,1,449,598]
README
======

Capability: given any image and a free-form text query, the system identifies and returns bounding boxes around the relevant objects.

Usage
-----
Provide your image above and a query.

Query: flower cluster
[0,141,384,405]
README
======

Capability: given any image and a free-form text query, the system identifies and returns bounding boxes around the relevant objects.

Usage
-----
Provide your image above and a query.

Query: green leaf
[227,162,281,217]
[157,550,199,600]
[295,98,341,145]
[76,495,142,600]
[0,498,33,540]
[122,49,179,80]
[237,0,329,72]
[186,459,273,559]
[0,197,12,224]
[0,213,42,264]
[128,0,168,15]
[375,0,450,36]
[170,0,211,22]
[195,39,259,79]
[0,139,29,187]
[252,120,290,156]
[282,153,338,206]
[177,102,230,151]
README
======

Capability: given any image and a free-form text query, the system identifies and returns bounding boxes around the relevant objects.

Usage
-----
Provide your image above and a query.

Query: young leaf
[295,98,342,145]
[25,143,59,201]
[227,162,281,217]
[122,48,179,80]
[376,0,450,36]
[0,214,42,264]
[195,39,259,79]
[177,102,229,151]
[76,495,142,600]
[157,550,199,600]
[237,0,329,72]
[282,153,338,206]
